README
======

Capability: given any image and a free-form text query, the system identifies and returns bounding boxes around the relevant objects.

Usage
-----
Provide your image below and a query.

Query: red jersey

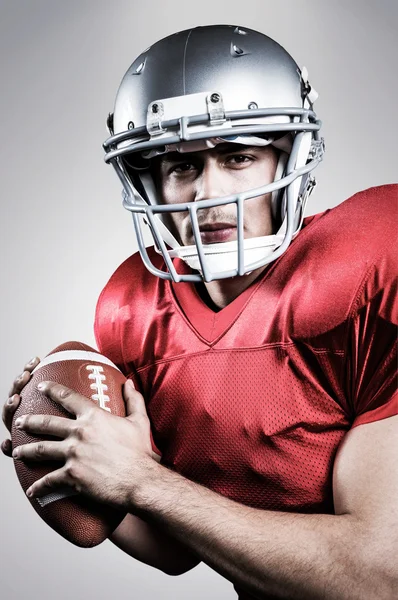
[95,184,397,594]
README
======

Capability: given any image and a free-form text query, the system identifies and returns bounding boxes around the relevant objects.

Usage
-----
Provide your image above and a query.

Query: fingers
[12,413,80,465]
[37,381,96,417]
[3,357,40,434]
[10,411,80,461]
[123,380,148,419]
[14,413,73,439]
[23,356,40,374]
[8,357,40,398]
[1,438,13,457]
[12,439,68,462]
[26,465,78,499]
[2,394,21,433]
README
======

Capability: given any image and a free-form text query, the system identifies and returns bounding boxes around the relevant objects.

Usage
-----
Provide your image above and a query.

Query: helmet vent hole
[234,27,248,35]
[133,60,146,75]
[230,43,249,57]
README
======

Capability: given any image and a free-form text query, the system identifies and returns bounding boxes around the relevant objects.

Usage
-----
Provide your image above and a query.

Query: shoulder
[308,184,397,312]
[98,247,163,295]
[94,248,166,359]
[271,185,397,338]
[300,184,397,281]
[303,183,397,247]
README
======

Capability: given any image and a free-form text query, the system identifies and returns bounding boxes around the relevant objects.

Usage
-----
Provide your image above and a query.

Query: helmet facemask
[104,26,324,282]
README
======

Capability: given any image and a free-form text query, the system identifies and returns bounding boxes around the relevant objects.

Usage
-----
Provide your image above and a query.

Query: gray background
[0,1,397,598]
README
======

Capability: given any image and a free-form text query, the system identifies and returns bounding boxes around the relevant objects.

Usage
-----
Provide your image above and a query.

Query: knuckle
[35,442,46,457]
[59,386,73,399]
[136,413,149,428]
[65,462,79,481]
[7,394,20,411]
[68,441,79,459]
[2,400,15,421]
[85,405,95,418]
[73,424,85,441]
[65,462,75,477]
[14,373,23,385]
[41,415,52,430]
[42,474,52,490]
[25,357,39,372]
[11,372,27,395]
[87,410,98,426]
[83,410,97,428]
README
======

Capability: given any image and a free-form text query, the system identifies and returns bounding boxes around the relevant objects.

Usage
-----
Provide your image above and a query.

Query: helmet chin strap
[168,233,286,274]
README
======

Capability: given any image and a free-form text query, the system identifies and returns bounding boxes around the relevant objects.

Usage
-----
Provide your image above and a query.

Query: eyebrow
[158,144,260,165]
[217,143,258,155]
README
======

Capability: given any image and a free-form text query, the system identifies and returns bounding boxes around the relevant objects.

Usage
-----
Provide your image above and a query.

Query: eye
[169,161,196,175]
[225,154,254,167]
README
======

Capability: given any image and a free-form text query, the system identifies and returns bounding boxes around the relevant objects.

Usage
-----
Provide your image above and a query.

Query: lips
[198,222,237,244]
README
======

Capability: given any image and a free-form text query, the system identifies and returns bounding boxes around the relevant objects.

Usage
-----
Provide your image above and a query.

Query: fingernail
[26,488,32,497]
[37,382,46,391]
[127,380,135,389]
[28,357,36,365]
[15,418,22,428]
[12,448,19,458]
[8,396,15,405]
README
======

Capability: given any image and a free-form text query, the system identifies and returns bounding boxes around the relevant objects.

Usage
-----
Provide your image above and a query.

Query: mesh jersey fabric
[94,184,397,599]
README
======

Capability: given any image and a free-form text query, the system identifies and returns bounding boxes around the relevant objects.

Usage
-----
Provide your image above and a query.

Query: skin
[152,142,279,309]
[2,148,397,597]
[2,368,398,598]
[2,361,198,577]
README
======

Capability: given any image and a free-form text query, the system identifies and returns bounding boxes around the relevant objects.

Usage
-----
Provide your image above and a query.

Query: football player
[3,26,397,599]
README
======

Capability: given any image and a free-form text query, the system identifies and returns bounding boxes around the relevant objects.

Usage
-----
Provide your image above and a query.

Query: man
[2,25,397,600]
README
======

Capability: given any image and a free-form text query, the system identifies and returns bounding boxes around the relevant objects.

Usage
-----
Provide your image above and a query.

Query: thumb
[123,379,148,420]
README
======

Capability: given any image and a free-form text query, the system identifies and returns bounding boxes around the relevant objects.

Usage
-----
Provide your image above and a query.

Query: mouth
[197,222,237,244]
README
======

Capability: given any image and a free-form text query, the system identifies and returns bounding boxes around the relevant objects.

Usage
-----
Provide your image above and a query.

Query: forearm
[109,512,200,576]
[132,462,392,600]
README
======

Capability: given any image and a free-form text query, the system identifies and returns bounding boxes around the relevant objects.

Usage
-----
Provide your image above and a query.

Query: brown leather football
[11,341,127,548]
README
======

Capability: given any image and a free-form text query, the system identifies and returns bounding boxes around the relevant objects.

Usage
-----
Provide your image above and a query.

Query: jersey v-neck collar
[166,214,321,344]
[170,259,269,344]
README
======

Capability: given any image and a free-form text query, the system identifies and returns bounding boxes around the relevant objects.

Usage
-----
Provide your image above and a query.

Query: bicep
[333,414,398,576]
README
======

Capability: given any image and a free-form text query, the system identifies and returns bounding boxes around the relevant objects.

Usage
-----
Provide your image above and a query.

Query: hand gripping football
[11,341,127,548]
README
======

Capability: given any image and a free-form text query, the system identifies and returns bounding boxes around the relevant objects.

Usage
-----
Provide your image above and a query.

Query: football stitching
[86,365,111,412]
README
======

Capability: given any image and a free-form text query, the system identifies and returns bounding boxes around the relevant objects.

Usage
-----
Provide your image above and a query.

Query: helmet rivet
[152,103,159,113]
[248,102,258,110]
[128,121,135,130]
[210,93,220,103]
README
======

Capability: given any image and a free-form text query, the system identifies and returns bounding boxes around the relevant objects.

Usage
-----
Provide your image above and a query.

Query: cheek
[160,178,193,206]
[161,210,188,244]
[243,194,273,236]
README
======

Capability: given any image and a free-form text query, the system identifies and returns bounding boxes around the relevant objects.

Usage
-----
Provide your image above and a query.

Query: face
[152,143,279,246]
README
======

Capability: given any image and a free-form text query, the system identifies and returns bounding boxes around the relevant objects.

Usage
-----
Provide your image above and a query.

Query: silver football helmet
[103,25,325,282]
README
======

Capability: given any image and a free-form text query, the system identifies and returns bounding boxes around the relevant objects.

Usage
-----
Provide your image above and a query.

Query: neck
[196,265,268,311]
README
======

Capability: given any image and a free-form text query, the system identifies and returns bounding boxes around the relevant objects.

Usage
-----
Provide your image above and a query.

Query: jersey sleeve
[93,254,142,388]
[348,250,398,428]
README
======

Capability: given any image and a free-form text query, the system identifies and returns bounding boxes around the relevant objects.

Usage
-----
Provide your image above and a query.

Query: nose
[194,159,227,202]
